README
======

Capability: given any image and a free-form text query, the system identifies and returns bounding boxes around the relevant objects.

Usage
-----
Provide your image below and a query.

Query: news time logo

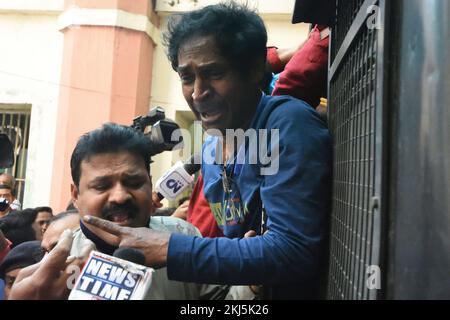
[74,255,141,300]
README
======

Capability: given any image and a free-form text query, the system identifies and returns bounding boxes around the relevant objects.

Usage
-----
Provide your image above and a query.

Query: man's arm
[167,101,332,285]
[267,39,308,74]
[272,25,329,108]
[85,103,332,285]
[8,230,94,300]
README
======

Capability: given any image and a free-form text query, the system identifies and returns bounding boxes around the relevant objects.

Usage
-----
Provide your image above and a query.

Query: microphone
[68,249,154,300]
[154,153,201,201]
[113,247,145,265]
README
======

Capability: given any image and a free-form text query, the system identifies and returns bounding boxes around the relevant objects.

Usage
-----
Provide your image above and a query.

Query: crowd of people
[0,0,333,300]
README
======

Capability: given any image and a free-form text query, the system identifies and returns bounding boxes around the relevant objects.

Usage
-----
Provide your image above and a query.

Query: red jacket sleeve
[272,25,329,108]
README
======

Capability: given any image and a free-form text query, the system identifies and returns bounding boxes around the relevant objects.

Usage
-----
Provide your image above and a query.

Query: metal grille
[0,106,31,205]
[327,0,383,300]
[331,0,366,61]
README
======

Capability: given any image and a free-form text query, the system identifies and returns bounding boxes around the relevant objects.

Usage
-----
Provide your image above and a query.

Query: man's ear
[249,57,267,85]
[70,183,79,209]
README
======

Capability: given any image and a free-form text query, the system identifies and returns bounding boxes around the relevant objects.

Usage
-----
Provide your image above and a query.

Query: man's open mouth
[199,109,222,123]
[104,211,133,224]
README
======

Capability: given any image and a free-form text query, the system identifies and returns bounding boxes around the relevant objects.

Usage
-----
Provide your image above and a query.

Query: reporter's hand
[171,200,189,220]
[9,230,94,300]
[83,215,170,269]
[152,192,163,209]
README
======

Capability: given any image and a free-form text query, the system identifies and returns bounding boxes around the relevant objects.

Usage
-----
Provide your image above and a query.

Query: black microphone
[155,153,201,201]
[113,247,146,266]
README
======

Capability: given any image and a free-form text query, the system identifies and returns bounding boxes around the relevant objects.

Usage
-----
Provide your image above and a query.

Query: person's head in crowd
[33,206,53,237]
[0,173,15,193]
[70,123,153,244]
[0,173,21,210]
[66,200,77,211]
[41,210,80,253]
[163,2,267,134]
[0,209,38,247]
[0,240,44,299]
[0,184,14,217]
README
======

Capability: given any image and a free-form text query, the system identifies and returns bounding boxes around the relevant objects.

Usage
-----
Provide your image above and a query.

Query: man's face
[42,214,80,253]
[0,175,13,187]
[177,35,259,133]
[33,211,54,240]
[0,188,13,214]
[71,152,153,244]
[4,268,21,300]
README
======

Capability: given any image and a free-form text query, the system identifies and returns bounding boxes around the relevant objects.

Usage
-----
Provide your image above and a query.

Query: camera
[131,106,183,157]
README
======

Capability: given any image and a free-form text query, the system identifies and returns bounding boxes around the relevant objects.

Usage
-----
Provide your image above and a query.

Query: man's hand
[9,230,94,300]
[171,200,189,220]
[83,215,170,269]
[152,191,163,209]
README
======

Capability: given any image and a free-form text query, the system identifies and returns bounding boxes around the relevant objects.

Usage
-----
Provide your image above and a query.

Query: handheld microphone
[155,153,201,201]
[113,247,146,265]
[68,249,153,300]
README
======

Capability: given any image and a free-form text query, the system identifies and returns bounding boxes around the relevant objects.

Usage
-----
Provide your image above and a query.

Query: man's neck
[79,220,118,256]
[222,89,263,163]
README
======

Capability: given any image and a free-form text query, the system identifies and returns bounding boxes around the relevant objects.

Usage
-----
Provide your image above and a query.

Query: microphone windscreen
[183,153,201,175]
[113,247,146,266]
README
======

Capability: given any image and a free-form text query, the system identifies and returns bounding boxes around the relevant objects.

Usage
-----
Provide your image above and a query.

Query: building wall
[0,0,310,210]
[0,7,64,209]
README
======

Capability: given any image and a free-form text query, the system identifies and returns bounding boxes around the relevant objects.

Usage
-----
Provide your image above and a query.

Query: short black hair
[48,210,79,226]
[163,2,268,77]
[34,206,53,215]
[0,209,38,247]
[70,123,152,187]
[0,240,44,279]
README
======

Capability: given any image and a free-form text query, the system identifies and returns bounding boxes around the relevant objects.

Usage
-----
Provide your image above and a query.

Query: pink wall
[50,0,157,212]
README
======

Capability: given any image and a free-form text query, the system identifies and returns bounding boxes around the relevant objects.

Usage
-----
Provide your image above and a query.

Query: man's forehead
[0,175,12,183]
[178,35,226,66]
[0,188,12,195]
[82,152,146,170]
[36,211,52,218]
[51,215,80,231]
[79,152,149,181]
